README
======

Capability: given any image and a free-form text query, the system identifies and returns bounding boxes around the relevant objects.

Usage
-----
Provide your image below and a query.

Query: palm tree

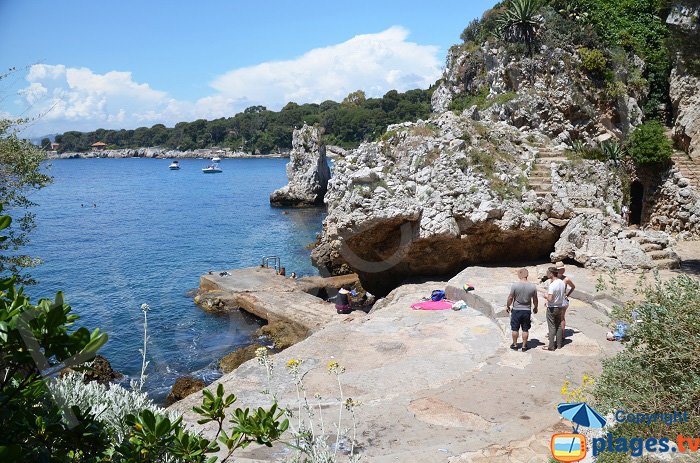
[498,0,542,55]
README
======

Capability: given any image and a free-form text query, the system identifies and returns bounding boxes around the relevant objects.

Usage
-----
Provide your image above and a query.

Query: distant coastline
[46,147,290,160]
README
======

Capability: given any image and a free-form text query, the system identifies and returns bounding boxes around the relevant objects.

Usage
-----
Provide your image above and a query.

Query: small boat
[168,160,181,170]
[202,163,222,174]
[212,156,222,163]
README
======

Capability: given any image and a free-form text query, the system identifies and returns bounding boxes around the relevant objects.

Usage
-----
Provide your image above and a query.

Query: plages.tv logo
[551,403,698,461]
[551,402,607,462]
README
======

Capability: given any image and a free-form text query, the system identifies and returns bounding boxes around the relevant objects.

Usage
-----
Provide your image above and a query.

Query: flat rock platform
[172,262,656,462]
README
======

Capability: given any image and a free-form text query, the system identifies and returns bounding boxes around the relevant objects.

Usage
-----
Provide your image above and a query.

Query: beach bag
[613,321,629,340]
[452,300,468,311]
[431,290,445,301]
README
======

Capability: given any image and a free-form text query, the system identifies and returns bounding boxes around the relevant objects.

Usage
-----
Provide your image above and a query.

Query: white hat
[338,288,350,294]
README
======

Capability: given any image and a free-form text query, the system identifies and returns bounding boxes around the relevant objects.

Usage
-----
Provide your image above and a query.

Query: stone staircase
[672,151,700,189]
[629,232,681,270]
[529,149,568,197]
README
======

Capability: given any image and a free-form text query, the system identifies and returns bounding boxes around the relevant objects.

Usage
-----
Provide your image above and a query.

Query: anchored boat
[202,162,222,173]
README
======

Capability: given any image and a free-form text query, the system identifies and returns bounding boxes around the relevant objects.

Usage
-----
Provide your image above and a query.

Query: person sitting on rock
[506,268,538,352]
[335,287,352,314]
[290,272,297,279]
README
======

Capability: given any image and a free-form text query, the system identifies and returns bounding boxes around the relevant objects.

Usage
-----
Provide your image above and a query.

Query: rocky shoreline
[171,260,669,461]
[46,147,290,160]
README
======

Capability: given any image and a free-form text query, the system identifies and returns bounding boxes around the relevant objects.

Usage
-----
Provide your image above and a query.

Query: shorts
[510,310,532,332]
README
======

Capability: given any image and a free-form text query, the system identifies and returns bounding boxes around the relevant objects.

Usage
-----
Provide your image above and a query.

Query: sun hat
[338,288,350,294]
[555,261,565,269]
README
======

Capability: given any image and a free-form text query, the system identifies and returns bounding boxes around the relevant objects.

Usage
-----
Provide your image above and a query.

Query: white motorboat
[202,163,222,173]
[168,160,181,170]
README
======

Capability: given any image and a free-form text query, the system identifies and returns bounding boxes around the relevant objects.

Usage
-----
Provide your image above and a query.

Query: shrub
[626,120,672,165]
[489,91,518,107]
[600,141,625,164]
[593,276,700,441]
[567,0,671,119]
[540,6,601,49]
[578,47,608,75]
[497,0,543,55]
[49,371,179,442]
[604,80,626,100]
[449,86,490,112]
[460,19,482,43]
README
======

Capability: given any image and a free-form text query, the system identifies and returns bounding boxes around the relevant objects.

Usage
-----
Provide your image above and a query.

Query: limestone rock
[552,214,680,270]
[270,125,331,207]
[312,113,574,295]
[165,376,205,406]
[668,2,700,157]
[219,344,264,374]
[431,42,646,140]
[61,355,122,385]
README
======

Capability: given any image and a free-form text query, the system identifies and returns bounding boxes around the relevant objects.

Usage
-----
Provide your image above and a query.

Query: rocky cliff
[668,1,700,157]
[431,42,645,145]
[270,125,331,207]
[47,147,288,160]
[311,111,678,295]
[310,8,692,295]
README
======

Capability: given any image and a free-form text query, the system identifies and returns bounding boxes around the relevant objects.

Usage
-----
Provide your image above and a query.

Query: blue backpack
[431,290,445,301]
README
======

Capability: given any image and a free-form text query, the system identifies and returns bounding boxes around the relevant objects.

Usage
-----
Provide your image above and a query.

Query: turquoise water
[24,158,325,401]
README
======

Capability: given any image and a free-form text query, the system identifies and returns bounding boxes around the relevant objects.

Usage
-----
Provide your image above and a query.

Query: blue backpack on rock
[431,290,445,301]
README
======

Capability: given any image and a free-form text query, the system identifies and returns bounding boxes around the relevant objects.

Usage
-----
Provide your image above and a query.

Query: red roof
[91,141,107,146]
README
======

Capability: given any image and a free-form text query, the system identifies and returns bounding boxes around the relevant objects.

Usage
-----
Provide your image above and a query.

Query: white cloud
[210,26,440,105]
[16,27,441,136]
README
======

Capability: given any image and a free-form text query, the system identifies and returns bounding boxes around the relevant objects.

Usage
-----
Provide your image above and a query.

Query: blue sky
[1,0,496,136]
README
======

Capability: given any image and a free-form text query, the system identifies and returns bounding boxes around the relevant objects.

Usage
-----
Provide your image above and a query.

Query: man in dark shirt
[506,268,538,352]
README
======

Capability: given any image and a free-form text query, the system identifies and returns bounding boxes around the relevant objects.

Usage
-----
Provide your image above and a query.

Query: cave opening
[630,181,644,226]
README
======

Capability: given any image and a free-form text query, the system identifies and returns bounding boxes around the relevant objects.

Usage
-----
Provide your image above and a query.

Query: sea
[22,157,325,402]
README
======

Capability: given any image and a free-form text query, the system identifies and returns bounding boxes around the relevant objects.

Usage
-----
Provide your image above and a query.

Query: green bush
[578,47,608,75]
[594,276,700,440]
[571,0,671,119]
[460,19,482,43]
[626,120,672,165]
[449,86,490,112]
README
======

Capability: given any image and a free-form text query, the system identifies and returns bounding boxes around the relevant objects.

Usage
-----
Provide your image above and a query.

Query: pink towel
[411,300,454,310]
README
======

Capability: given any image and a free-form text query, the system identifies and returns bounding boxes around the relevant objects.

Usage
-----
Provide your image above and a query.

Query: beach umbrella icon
[557,402,607,453]
[557,402,607,431]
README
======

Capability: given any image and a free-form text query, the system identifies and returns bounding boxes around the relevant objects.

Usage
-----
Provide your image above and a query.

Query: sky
[0,0,497,137]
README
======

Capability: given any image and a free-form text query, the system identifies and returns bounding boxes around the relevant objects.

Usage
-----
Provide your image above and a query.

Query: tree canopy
[53,88,434,154]
[0,118,52,284]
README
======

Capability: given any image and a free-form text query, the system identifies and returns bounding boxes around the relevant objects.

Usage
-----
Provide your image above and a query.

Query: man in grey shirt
[506,268,538,352]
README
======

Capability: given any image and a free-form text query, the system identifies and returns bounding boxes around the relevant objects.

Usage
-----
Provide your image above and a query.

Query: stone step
[529,182,552,189]
[536,157,569,162]
[654,258,680,270]
[647,249,674,260]
[573,207,604,215]
[631,236,651,245]
[641,243,663,252]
